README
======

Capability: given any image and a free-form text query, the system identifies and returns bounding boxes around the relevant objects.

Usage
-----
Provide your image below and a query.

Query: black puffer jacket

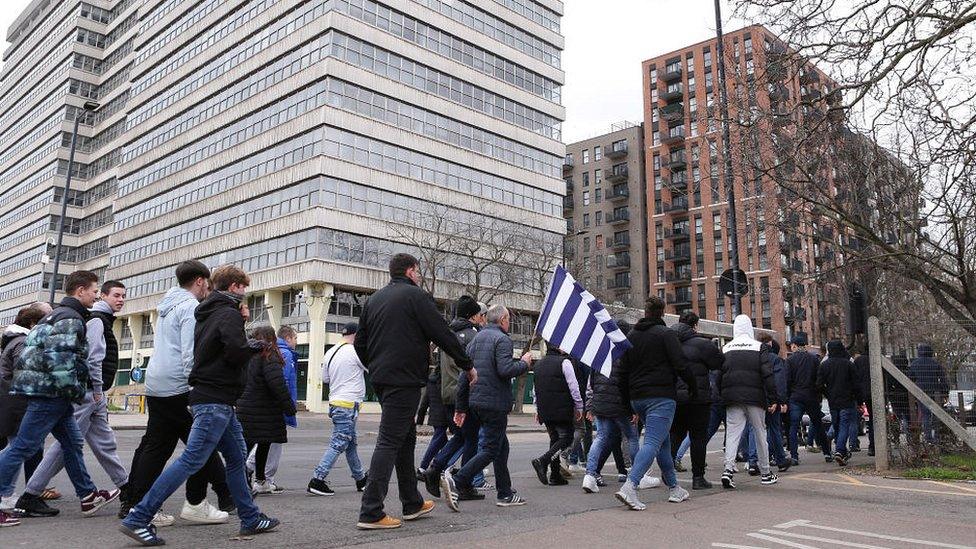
[588,361,630,418]
[853,353,871,405]
[0,328,29,437]
[787,348,821,404]
[189,291,260,406]
[618,317,696,402]
[534,349,575,424]
[236,350,298,444]
[672,323,723,404]
[719,316,781,407]
[817,340,859,410]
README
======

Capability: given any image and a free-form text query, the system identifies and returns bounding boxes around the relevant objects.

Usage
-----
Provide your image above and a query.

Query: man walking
[818,340,860,465]
[441,305,533,510]
[786,333,832,464]
[531,347,583,486]
[307,322,369,496]
[753,335,791,473]
[909,344,949,443]
[0,271,118,527]
[719,315,784,489]
[121,265,279,546]
[247,326,299,492]
[122,261,231,524]
[356,254,475,530]
[669,312,724,490]
[17,281,131,518]
[614,296,696,511]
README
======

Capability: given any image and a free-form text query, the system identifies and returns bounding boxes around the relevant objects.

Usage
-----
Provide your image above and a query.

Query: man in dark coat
[817,340,860,465]
[786,333,831,464]
[531,348,583,486]
[669,312,723,489]
[909,344,949,443]
[356,254,474,530]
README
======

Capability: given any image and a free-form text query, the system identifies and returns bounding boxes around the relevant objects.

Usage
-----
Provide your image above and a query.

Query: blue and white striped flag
[535,265,632,378]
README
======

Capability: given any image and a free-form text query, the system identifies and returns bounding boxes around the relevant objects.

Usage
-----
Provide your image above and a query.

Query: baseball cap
[341,322,359,336]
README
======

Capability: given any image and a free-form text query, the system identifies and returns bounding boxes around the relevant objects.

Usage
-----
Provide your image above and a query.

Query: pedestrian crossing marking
[716,519,975,549]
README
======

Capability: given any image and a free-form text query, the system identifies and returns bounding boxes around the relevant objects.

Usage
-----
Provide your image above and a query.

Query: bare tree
[449,218,524,303]
[387,203,457,297]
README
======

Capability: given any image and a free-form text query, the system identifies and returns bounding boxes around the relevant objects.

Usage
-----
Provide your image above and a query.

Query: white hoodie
[722,314,762,354]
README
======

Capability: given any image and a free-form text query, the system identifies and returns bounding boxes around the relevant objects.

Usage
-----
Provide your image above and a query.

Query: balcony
[606,165,628,183]
[667,152,687,171]
[668,174,688,191]
[608,253,631,270]
[665,247,692,262]
[563,196,574,211]
[662,127,686,145]
[815,249,835,265]
[660,102,684,122]
[608,277,632,290]
[663,64,683,82]
[608,185,630,201]
[780,235,801,251]
[665,268,692,283]
[661,84,684,101]
[782,257,805,274]
[563,157,574,172]
[668,292,693,307]
[666,196,689,213]
[609,209,631,225]
[664,227,690,242]
[606,142,628,159]
[611,234,630,249]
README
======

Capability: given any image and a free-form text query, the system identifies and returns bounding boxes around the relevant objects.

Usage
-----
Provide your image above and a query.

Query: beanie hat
[791,332,808,346]
[455,295,480,319]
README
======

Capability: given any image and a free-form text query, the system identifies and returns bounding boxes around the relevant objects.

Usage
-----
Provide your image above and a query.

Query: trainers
[457,486,485,501]
[119,523,164,546]
[674,460,687,472]
[251,480,275,495]
[118,501,132,519]
[423,469,441,498]
[81,489,119,517]
[581,474,599,494]
[614,481,646,511]
[180,499,229,524]
[496,493,526,507]
[668,485,690,503]
[595,475,607,487]
[151,511,175,527]
[240,513,280,536]
[761,472,779,485]
[356,473,369,492]
[747,464,761,476]
[266,482,284,494]
[0,494,15,511]
[559,455,572,478]
[14,493,60,517]
[548,461,569,486]
[415,468,426,481]
[569,463,585,474]
[778,461,792,473]
[475,481,495,492]
[617,474,627,483]
[833,452,847,466]
[0,510,21,528]
[531,459,549,485]
[440,471,459,512]
[403,500,435,520]
[692,476,712,490]
[307,478,334,497]
[357,515,402,530]
[721,469,736,489]
[40,487,61,501]
[638,475,661,490]
[217,494,236,514]
[806,445,820,453]
[791,457,800,466]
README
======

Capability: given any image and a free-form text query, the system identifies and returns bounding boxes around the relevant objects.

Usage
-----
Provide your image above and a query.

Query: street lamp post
[713,0,744,316]
[48,100,99,304]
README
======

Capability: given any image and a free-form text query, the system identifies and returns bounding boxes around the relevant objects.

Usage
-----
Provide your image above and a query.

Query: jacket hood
[672,322,697,342]
[60,296,91,319]
[826,340,849,358]
[732,315,754,339]
[917,344,934,357]
[1,325,30,350]
[449,318,478,332]
[634,317,666,331]
[194,291,238,322]
[91,299,114,316]
[158,287,198,317]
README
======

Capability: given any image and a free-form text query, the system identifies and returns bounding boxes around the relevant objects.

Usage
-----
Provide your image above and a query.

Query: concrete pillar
[265,289,283,330]
[303,282,333,413]
[867,316,889,472]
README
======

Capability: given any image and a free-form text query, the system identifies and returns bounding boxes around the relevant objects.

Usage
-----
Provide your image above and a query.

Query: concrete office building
[642,25,843,343]
[1,0,566,410]
[563,122,648,309]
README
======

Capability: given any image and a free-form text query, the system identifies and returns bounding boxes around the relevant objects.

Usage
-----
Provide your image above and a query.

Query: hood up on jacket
[671,322,698,342]
[158,287,198,317]
[91,299,114,316]
[826,339,849,359]
[1,324,30,350]
[195,291,239,322]
[917,344,934,358]
[449,318,479,332]
[733,314,754,339]
[722,315,760,354]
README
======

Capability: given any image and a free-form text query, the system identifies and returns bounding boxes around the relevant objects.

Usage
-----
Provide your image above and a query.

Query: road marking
[784,474,976,498]
[927,480,976,494]
[712,544,770,549]
[747,532,822,548]
[837,473,865,485]
[777,520,975,549]
[758,529,890,549]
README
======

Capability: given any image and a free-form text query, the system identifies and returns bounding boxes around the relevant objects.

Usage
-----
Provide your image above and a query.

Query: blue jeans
[765,411,787,465]
[314,405,365,481]
[586,416,638,476]
[628,397,677,489]
[454,408,512,499]
[789,399,830,458]
[420,426,447,470]
[0,397,96,499]
[675,435,691,462]
[832,407,858,455]
[123,404,260,529]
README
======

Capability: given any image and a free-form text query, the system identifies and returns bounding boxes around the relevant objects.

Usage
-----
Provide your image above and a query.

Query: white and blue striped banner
[534,265,632,378]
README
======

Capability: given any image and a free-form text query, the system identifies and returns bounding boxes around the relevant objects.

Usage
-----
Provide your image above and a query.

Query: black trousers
[670,402,711,477]
[127,393,230,505]
[245,442,271,481]
[359,386,424,523]
[540,421,574,464]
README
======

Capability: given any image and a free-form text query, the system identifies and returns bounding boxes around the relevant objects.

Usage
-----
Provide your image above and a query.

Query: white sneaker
[0,494,16,511]
[581,474,599,494]
[638,475,661,489]
[668,485,690,503]
[569,463,585,474]
[251,480,274,495]
[180,500,230,524]
[559,455,572,478]
[151,511,175,527]
[613,481,646,511]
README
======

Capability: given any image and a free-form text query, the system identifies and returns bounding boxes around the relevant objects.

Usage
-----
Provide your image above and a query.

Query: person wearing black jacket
[237,326,297,494]
[121,265,280,546]
[817,340,860,466]
[531,348,583,486]
[669,312,724,490]
[852,346,873,455]
[786,333,831,464]
[719,315,784,489]
[613,297,696,511]
[356,254,474,530]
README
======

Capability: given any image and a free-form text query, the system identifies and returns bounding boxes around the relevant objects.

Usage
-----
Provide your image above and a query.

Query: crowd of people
[0,253,948,544]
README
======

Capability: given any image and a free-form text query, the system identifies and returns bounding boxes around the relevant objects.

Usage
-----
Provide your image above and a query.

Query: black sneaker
[117,501,132,520]
[356,473,369,492]
[721,469,736,489]
[240,513,280,536]
[457,486,485,501]
[496,493,526,507]
[595,475,607,487]
[747,464,761,476]
[440,472,459,512]
[307,478,334,496]
[777,461,792,473]
[833,452,847,466]
[825,455,835,463]
[416,468,426,481]
[530,458,549,485]
[791,457,800,466]
[423,469,442,498]
[692,476,712,490]
[760,472,778,485]
[119,523,165,546]
[218,494,236,515]
[14,493,60,517]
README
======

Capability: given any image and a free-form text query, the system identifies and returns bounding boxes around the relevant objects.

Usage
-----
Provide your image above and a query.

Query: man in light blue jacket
[121,261,232,525]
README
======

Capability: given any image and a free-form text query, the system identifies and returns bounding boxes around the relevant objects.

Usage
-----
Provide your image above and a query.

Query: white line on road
[776,520,975,549]
[747,532,822,548]
[758,529,891,549]
[712,544,771,549]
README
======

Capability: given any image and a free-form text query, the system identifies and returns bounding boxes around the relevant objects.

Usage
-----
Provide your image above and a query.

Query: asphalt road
[2,416,975,549]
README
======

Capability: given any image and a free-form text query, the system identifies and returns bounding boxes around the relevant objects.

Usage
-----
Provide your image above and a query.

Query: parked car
[944,390,976,426]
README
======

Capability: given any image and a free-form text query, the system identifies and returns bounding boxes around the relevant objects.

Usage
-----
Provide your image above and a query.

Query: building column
[265,289,283,330]
[303,282,333,413]
[126,314,146,380]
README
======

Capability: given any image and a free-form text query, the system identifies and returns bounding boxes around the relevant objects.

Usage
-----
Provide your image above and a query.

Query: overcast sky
[1,0,745,143]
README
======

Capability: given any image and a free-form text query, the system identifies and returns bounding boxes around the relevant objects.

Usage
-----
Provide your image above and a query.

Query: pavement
[3,415,975,549]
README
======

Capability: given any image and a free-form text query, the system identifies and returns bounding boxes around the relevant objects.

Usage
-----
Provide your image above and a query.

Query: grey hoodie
[145,287,199,397]
[85,299,114,397]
